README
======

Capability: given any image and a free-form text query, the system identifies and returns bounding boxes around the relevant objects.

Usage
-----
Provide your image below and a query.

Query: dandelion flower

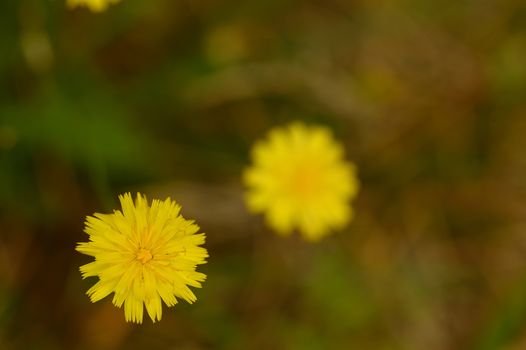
[77,193,208,323]
[244,122,359,241]
[67,0,120,12]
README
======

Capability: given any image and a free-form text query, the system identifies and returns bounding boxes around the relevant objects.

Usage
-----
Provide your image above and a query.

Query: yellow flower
[244,122,359,241]
[67,0,120,12]
[77,193,208,324]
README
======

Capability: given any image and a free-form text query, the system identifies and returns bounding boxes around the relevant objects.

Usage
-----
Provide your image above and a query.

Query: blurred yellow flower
[244,122,359,241]
[67,0,120,12]
[77,193,208,324]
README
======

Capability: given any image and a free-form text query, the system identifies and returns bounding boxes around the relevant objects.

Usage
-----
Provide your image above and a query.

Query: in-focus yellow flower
[67,0,120,12]
[77,193,208,324]
[244,122,359,241]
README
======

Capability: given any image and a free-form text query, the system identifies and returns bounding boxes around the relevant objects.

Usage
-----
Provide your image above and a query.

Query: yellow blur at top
[67,0,121,12]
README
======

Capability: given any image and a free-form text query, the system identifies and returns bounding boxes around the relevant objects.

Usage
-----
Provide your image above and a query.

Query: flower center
[136,248,153,264]
[289,164,321,199]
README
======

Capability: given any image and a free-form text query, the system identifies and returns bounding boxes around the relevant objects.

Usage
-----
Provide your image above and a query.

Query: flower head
[77,193,208,323]
[244,122,359,241]
[67,0,120,12]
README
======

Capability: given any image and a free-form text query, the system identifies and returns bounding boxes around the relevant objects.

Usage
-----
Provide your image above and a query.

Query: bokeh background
[2,0,526,349]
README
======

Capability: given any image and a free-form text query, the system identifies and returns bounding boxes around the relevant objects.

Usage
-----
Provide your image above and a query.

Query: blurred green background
[2,0,526,349]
